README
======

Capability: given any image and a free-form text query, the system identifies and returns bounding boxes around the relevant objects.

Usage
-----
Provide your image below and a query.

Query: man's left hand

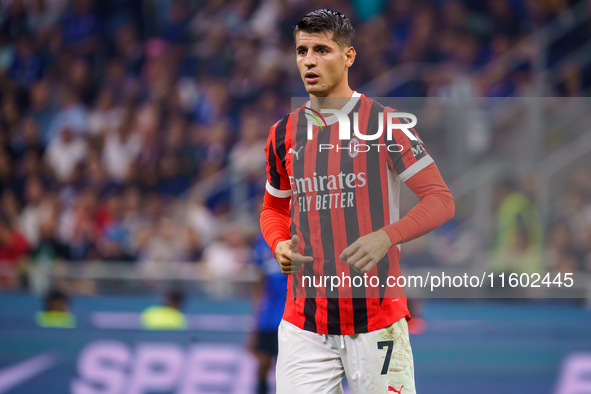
[339,230,393,273]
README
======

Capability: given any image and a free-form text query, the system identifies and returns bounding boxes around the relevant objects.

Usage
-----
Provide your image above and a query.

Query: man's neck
[308,86,354,112]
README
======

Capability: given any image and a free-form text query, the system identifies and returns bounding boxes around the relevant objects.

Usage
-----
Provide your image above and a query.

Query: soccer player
[260,9,455,393]
[250,231,288,394]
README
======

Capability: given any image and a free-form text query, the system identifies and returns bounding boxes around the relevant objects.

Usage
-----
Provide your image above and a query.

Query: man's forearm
[260,191,291,257]
[382,163,455,246]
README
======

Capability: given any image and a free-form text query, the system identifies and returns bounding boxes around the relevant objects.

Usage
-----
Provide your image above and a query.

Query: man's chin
[305,84,328,96]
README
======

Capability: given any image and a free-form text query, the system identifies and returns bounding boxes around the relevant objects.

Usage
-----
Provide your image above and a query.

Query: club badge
[349,137,360,158]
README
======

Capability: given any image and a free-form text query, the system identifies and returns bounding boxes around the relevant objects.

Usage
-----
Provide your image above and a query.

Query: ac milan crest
[349,137,360,158]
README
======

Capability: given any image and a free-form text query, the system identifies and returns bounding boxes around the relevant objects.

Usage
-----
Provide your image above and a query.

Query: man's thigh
[276,320,345,394]
[342,318,415,394]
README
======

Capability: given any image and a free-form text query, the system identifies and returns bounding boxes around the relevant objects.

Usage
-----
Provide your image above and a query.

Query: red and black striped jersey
[264,92,434,335]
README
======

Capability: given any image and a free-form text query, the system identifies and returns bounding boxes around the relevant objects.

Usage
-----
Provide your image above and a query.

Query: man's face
[295,31,353,97]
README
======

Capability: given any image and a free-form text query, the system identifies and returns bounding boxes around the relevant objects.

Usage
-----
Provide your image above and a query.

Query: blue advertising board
[1,294,591,394]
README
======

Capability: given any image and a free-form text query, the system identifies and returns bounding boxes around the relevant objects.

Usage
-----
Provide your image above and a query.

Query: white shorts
[276,318,415,394]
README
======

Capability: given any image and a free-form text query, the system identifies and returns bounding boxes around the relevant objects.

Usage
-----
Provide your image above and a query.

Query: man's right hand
[275,235,314,274]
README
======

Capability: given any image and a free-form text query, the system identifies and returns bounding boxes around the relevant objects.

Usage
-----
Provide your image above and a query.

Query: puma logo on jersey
[388,385,403,393]
[289,147,304,160]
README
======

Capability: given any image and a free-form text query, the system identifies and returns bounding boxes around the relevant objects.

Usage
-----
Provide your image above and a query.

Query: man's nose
[304,52,317,67]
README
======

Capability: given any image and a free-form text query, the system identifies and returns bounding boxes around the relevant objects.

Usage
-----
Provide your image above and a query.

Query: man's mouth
[305,71,320,83]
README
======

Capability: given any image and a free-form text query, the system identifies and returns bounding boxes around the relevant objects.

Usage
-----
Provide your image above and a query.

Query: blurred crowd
[400,167,591,277]
[0,0,590,290]
[490,169,591,276]
[546,169,591,274]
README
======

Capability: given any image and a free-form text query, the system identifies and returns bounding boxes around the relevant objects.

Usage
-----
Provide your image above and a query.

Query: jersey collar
[304,91,362,126]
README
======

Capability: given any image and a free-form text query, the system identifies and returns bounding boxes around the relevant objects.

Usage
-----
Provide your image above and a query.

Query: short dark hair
[293,9,355,48]
[44,289,68,311]
[166,290,185,308]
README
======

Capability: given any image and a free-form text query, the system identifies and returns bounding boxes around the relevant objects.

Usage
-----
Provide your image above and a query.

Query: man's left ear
[345,47,356,68]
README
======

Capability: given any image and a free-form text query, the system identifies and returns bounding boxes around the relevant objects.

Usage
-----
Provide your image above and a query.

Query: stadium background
[1,0,591,393]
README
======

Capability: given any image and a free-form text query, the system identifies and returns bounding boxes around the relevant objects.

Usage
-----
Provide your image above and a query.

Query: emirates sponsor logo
[289,172,367,211]
[288,172,366,194]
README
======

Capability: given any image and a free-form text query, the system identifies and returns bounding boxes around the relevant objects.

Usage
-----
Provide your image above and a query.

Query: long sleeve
[261,116,292,257]
[382,162,455,245]
[260,191,291,258]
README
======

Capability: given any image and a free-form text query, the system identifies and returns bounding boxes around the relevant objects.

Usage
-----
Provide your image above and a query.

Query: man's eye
[319,49,327,54]
[298,50,306,55]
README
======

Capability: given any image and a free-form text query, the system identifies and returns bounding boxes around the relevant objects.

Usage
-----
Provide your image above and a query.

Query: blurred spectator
[0,217,29,288]
[0,0,29,41]
[582,227,591,272]
[57,189,97,260]
[120,187,148,239]
[8,35,44,87]
[161,0,190,44]
[141,290,186,330]
[26,0,69,36]
[203,225,249,281]
[87,89,122,136]
[45,127,86,182]
[12,117,44,160]
[137,215,199,264]
[187,195,220,245]
[60,0,101,56]
[18,149,50,188]
[67,57,95,105]
[0,149,18,196]
[197,123,228,180]
[546,221,583,273]
[546,220,570,260]
[560,186,591,249]
[102,57,139,99]
[101,115,141,183]
[114,23,144,76]
[31,215,70,261]
[1,190,21,227]
[546,171,591,274]
[46,88,88,142]
[26,79,59,145]
[0,31,14,71]
[84,149,118,197]
[35,288,76,328]
[486,0,523,38]
[228,112,266,178]
[95,192,136,262]
[490,179,543,274]
[18,177,50,246]
[157,153,190,196]
[0,217,29,259]
[1,95,21,137]
[556,62,584,96]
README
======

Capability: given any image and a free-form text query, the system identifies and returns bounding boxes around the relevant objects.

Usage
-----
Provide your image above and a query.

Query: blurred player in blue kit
[250,232,288,394]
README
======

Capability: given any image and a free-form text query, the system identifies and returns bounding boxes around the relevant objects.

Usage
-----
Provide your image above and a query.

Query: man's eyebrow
[313,44,331,51]
[296,44,332,51]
